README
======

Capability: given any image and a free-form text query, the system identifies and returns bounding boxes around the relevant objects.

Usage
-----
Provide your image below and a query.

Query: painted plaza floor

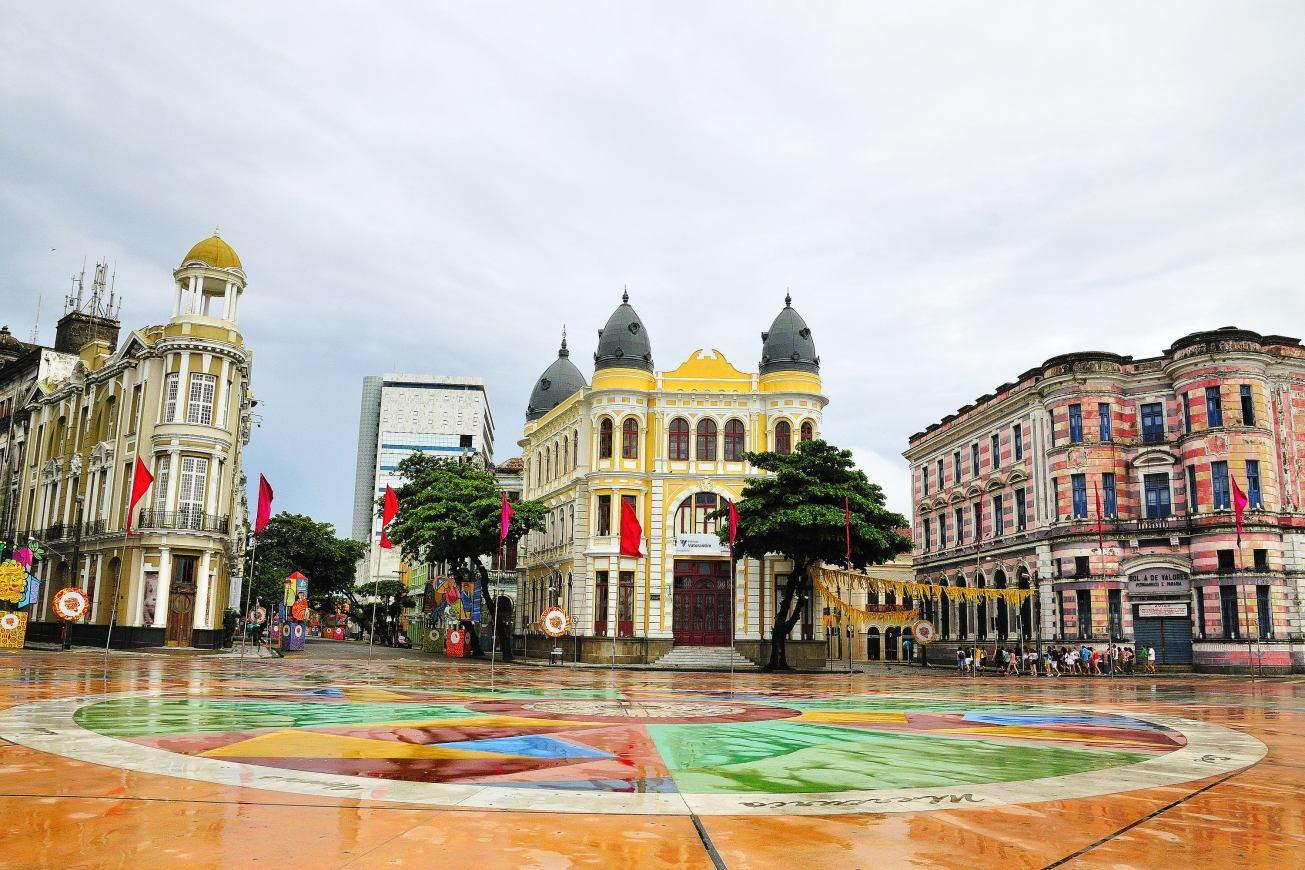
[0,644,1300,868]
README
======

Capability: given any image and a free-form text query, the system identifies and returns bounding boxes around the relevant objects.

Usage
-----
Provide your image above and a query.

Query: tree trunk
[464,560,485,657]
[764,564,809,672]
[477,561,513,661]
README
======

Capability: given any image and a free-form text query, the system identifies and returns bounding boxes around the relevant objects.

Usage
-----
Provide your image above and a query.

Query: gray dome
[594,290,654,372]
[527,334,588,420]
[759,293,819,374]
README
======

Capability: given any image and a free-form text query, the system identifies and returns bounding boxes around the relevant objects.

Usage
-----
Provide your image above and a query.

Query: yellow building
[517,292,828,665]
[12,234,253,648]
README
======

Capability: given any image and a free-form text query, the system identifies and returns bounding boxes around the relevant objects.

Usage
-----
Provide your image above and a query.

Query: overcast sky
[3,2,1304,533]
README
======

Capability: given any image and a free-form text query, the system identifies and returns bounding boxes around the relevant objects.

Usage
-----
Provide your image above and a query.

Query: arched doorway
[1018,569,1033,641]
[995,570,1009,640]
[976,573,988,640]
[105,557,122,625]
[885,627,900,661]
[955,578,968,638]
[866,627,880,660]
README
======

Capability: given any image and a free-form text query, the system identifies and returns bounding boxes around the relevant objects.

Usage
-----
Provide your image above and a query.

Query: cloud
[3,1,1303,530]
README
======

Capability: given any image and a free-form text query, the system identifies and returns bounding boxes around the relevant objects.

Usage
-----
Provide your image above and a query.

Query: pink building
[903,327,1304,673]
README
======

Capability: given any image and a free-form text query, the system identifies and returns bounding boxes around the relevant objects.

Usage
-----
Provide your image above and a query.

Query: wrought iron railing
[135,509,230,533]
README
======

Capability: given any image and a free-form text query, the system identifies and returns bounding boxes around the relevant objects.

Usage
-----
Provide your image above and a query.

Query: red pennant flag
[619,498,644,558]
[499,491,515,544]
[254,474,274,537]
[1231,475,1249,544]
[125,456,154,535]
[380,485,399,549]
[728,499,740,549]
[844,496,852,566]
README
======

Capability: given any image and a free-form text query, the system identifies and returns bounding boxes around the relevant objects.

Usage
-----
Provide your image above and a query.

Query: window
[971,443,980,476]
[696,419,717,460]
[129,385,142,434]
[1014,488,1026,531]
[922,465,929,496]
[1187,465,1199,514]
[991,433,1000,469]
[596,494,612,535]
[1196,590,1207,639]
[1141,402,1164,443]
[1206,386,1223,428]
[953,451,961,481]
[1102,473,1117,517]
[937,458,944,488]
[993,494,1004,535]
[1068,404,1083,443]
[1098,403,1111,442]
[1013,425,1023,461]
[1241,385,1255,426]
[621,418,639,459]
[177,456,208,529]
[594,571,609,635]
[1257,585,1273,638]
[186,373,216,425]
[668,418,689,461]
[1049,412,1056,447]
[1074,556,1091,578]
[152,454,171,511]
[775,420,792,454]
[1108,588,1123,640]
[1217,549,1235,572]
[105,396,117,440]
[1071,473,1088,519]
[573,429,579,468]
[1211,460,1230,509]
[938,511,947,546]
[1219,585,1239,639]
[723,419,745,461]
[545,450,551,482]
[1144,473,1172,518]
[800,420,814,442]
[1254,548,1268,571]
[922,517,931,552]
[954,507,964,543]
[1182,393,1192,435]
[162,373,180,423]
[1076,588,1092,638]
[562,436,569,473]
[674,492,720,534]
[1246,459,1262,508]
[599,418,613,458]
[972,502,981,540]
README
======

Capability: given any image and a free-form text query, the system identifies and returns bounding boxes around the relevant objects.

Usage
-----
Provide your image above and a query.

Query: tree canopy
[248,512,366,610]
[717,439,910,670]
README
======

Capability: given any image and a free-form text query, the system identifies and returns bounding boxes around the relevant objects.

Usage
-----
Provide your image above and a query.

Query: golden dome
[183,234,241,269]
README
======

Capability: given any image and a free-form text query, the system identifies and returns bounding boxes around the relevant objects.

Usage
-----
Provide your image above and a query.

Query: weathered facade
[12,235,254,648]
[904,327,1305,673]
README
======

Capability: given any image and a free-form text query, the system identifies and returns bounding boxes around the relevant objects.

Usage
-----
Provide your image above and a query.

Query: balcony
[135,509,230,534]
[38,520,108,542]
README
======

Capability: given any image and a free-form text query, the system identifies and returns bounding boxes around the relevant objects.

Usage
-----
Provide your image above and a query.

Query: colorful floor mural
[1,679,1265,815]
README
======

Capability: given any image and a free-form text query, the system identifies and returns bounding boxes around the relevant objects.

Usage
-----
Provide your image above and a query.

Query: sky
[3,2,1304,533]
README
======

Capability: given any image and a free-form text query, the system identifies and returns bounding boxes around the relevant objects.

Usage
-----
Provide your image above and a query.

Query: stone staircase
[650,645,757,670]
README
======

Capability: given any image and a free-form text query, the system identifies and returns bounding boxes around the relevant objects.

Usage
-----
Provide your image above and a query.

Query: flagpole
[728,539,735,695]
[237,536,258,674]
[490,546,500,693]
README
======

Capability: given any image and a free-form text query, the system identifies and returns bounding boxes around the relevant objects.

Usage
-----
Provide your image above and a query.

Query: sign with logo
[1128,570,1190,596]
[675,533,727,556]
[1138,602,1189,618]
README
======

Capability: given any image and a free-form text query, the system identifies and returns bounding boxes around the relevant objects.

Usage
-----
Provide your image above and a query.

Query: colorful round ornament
[53,587,89,621]
[911,619,936,645]
[541,606,570,638]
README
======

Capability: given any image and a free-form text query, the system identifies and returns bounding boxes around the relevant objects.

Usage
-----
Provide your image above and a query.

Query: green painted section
[74,699,479,738]
[767,697,1066,713]
[648,720,1148,794]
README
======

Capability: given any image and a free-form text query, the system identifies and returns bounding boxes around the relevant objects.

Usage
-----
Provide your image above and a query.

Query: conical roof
[594,290,653,372]
[759,293,819,374]
[527,333,588,420]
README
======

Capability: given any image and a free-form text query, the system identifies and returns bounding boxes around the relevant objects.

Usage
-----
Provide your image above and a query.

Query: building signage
[675,533,728,556]
[1128,570,1190,596]
[1137,602,1189,618]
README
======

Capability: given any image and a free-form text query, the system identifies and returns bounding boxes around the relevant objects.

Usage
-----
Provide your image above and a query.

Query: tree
[716,440,910,671]
[247,512,370,631]
[384,454,546,660]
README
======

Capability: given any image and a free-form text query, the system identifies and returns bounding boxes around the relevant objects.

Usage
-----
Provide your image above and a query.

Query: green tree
[384,454,546,659]
[716,440,910,671]
[247,512,369,630]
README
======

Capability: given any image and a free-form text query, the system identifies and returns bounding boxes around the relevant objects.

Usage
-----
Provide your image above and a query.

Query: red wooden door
[617,571,634,637]
[673,561,731,645]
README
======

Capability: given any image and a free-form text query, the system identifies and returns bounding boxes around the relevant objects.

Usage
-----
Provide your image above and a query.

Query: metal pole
[63,499,84,650]
[728,543,736,693]
[237,537,258,674]
[490,551,500,693]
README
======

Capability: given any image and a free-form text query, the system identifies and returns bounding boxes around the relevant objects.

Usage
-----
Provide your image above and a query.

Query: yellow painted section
[758,370,822,394]
[661,349,753,391]
[200,730,526,760]
[591,369,656,391]
[184,235,242,269]
[791,711,909,724]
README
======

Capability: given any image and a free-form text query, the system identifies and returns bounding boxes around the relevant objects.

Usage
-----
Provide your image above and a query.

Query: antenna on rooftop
[30,293,41,344]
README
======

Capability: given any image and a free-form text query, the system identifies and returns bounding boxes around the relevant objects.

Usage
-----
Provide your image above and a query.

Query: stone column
[194,549,212,629]
[153,546,171,629]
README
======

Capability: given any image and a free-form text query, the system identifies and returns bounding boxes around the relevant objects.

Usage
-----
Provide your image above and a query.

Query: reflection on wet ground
[0,645,1300,868]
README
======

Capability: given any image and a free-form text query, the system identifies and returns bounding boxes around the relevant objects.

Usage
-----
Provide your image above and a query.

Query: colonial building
[904,327,1305,673]
[516,293,828,665]
[12,234,254,648]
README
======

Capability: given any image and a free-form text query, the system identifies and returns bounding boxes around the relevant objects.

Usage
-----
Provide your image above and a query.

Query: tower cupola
[759,292,819,374]
[594,290,654,373]
[172,231,246,326]
[527,330,589,420]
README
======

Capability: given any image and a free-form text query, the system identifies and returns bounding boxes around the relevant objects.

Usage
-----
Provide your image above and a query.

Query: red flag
[499,492,515,544]
[254,474,274,537]
[619,498,643,558]
[1231,475,1249,544]
[380,485,398,549]
[728,499,739,549]
[125,456,154,535]
[844,496,852,566]
[1093,480,1106,555]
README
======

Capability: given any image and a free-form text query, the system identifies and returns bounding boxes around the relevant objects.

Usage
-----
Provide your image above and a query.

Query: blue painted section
[963,713,1164,730]
[441,734,613,759]
[492,778,679,793]
[307,688,345,697]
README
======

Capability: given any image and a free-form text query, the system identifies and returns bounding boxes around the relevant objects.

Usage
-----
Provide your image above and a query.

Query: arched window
[696,419,717,460]
[544,449,551,482]
[800,420,814,442]
[668,418,690,460]
[775,420,792,454]
[724,419,745,461]
[572,429,579,468]
[562,436,569,473]
[622,418,639,459]
[599,417,613,459]
[674,492,721,534]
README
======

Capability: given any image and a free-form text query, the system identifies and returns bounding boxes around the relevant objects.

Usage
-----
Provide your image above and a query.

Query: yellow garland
[815,567,1035,608]
[815,576,919,628]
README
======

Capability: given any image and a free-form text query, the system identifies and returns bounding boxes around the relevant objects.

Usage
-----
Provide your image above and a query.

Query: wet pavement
[0,642,1300,868]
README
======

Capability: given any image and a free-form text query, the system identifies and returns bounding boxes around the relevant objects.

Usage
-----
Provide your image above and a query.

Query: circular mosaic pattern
[0,684,1265,816]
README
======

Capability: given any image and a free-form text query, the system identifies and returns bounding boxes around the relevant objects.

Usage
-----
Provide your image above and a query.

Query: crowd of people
[954,643,1158,676]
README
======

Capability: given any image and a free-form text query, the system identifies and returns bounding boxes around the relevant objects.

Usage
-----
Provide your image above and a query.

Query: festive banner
[815,567,1036,608]
[815,576,918,628]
